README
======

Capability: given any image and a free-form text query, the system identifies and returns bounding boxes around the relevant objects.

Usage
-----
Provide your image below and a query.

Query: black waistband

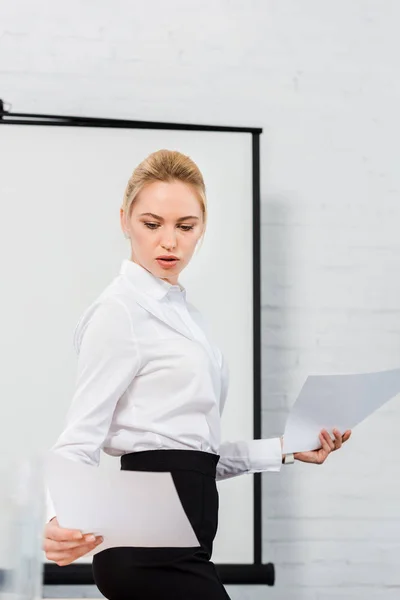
[120,449,220,478]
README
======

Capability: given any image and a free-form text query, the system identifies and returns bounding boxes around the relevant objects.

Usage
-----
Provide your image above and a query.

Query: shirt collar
[119,259,186,301]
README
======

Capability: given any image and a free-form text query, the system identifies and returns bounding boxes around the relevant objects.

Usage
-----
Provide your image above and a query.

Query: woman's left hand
[294,428,352,465]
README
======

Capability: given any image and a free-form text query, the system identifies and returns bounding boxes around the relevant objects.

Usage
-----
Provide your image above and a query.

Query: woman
[43,149,351,600]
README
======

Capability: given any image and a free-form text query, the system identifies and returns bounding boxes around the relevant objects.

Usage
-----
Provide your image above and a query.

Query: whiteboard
[0,121,258,567]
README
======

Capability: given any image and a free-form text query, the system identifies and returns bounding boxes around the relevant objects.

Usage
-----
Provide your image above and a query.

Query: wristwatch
[282,453,295,465]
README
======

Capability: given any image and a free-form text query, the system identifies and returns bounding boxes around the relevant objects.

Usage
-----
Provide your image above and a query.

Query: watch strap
[283,452,295,464]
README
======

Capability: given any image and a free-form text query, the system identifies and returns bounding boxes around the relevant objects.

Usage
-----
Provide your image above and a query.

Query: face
[120,180,204,285]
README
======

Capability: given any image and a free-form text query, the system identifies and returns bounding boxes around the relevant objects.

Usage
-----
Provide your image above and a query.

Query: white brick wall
[2,1,400,598]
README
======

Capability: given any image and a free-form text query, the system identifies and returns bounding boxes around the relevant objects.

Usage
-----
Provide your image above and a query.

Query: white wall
[2,1,400,599]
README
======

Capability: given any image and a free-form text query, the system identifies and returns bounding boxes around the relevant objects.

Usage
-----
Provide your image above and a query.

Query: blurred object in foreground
[0,455,44,600]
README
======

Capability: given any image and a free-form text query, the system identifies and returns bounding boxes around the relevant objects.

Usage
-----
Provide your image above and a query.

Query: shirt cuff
[247,437,283,473]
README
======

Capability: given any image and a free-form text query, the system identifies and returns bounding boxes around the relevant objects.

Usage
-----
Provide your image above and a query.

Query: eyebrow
[139,212,199,222]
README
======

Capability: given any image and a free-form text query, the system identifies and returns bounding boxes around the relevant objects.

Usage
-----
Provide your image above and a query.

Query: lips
[156,257,179,269]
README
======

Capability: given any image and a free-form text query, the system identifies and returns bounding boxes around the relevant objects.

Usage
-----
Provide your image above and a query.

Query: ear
[120,207,127,236]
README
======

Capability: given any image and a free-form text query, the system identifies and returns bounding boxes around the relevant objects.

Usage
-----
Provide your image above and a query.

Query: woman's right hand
[43,517,104,566]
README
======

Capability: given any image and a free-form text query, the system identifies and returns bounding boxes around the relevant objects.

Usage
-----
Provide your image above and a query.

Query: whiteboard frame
[0,102,274,587]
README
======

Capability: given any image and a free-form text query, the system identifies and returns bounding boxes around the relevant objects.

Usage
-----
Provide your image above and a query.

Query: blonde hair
[122,149,207,245]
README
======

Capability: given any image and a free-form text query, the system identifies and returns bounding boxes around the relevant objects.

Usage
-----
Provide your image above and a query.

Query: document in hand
[282,367,400,454]
[44,453,199,555]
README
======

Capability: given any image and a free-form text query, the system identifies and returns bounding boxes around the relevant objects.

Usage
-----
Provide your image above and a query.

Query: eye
[144,222,159,230]
[144,222,194,232]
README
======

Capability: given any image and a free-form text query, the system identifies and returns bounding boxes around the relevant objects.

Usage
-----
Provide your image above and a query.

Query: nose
[160,230,177,251]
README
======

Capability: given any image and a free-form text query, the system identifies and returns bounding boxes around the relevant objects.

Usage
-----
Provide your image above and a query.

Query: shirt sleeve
[216,352,283,482]
[46,297,141,522]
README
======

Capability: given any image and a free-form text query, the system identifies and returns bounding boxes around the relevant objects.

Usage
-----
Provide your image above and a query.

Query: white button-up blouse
[50,259,282,492]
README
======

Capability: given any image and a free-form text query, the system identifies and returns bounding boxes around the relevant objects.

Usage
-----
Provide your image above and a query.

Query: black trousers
[92,449,231,600]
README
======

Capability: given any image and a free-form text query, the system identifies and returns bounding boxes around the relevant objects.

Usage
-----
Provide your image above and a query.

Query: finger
[44,532,98,548]
[45,523,85,543]
[321,430,335,451]
[342,430,352,442]
[43,534,102,553]
[46,542,93,562]
[46,538,103,565]
[333,429,342,450]
[319,432,333,455]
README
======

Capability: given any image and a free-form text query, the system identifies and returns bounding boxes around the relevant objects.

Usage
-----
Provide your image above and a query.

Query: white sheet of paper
[44,453,199,555]
[283,367,400,454]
